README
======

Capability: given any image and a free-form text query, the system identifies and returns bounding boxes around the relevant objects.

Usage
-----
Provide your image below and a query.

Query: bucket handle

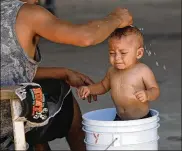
[104,138,118,150]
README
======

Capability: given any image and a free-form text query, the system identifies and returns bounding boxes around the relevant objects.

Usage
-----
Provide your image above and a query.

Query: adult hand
[65,69,97,102]
[109,8,133,28]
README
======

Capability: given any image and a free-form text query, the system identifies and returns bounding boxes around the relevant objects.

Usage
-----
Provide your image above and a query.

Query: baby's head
[108,26,144,70]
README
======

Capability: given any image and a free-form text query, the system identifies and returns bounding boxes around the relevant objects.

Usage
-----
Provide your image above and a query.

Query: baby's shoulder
[135,63,153,73]
[106,66,117,77]
[136,63,150,70]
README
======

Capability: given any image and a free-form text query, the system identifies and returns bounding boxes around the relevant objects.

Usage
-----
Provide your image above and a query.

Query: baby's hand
[77,86,91,100]
[134,90,148,102]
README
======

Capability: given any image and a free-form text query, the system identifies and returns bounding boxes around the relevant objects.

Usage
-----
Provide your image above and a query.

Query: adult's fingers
[87,95,91,103]
[92,95,97,101]
[82,75,95,85]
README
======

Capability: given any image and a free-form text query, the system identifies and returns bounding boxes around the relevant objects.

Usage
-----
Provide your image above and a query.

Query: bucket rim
[82,117,160,127]
[82,108,159,126]
[82,123,160,133]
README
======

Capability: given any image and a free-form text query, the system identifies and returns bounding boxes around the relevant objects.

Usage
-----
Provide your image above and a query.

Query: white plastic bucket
[82,108,160,150]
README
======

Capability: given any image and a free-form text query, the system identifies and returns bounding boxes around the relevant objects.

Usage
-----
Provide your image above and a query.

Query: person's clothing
[26,79,74,144]
[1,0,41,87]
[1,79,74,150]
[114,111,152,121]
[0,0,39,143]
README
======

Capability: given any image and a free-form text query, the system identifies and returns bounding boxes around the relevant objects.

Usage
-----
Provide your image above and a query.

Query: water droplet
[150,44,152,46]
[156,61,159,66]
[154,52,156,55]
[139,28,144,31]
[163,65,166,70]
[148,51,152,56]
[144,46,147,49]
[98,25,100,27]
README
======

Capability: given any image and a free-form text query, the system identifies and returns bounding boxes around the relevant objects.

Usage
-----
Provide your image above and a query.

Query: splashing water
[139,28,144,31]
[156,61,159,66]
[144,43,167,71]
[147,50,152,56]
[140,28,167,71]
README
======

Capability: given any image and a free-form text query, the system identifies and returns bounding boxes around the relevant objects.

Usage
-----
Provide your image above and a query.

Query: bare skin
[66,96,86,151]
[13,0,133,150]
[78,35,160,120]
[17,1,132,60]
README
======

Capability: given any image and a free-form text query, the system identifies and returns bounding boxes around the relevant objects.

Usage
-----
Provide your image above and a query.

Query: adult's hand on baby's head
[109,8,133,28]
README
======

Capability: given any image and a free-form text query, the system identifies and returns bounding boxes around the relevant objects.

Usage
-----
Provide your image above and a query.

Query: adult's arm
[19,4,133,47]
[34,67,67,80]
[34,67,96,89]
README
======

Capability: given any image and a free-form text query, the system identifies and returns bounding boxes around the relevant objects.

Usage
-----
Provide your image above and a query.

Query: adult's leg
[66,96,86,151]
[34,143,51,151]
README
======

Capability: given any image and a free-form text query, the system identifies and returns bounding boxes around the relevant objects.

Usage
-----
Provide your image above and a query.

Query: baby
[78,26,160,120]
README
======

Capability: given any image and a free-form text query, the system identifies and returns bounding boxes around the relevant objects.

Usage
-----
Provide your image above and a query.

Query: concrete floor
[38,0,181,150]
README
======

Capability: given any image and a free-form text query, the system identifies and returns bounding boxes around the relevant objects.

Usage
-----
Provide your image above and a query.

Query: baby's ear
[136,47,144,59]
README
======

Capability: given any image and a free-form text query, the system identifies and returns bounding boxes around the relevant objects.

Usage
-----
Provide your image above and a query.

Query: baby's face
[108,35,143,70]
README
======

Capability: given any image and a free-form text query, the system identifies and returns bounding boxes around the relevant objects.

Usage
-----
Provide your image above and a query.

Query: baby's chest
[110,73,144,90]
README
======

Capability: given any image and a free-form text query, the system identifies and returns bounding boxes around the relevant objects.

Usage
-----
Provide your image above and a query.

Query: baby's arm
[78,68,111,99]
[141,66,160,101]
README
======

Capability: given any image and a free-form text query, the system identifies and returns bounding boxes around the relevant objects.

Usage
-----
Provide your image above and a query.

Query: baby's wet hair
[109,26,144,47]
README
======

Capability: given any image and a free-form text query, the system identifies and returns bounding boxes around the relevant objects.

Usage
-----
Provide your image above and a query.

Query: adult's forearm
[53,16,121,47]
[82,15,121,46]
[34,67,67,80]
[25,5,132,47]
